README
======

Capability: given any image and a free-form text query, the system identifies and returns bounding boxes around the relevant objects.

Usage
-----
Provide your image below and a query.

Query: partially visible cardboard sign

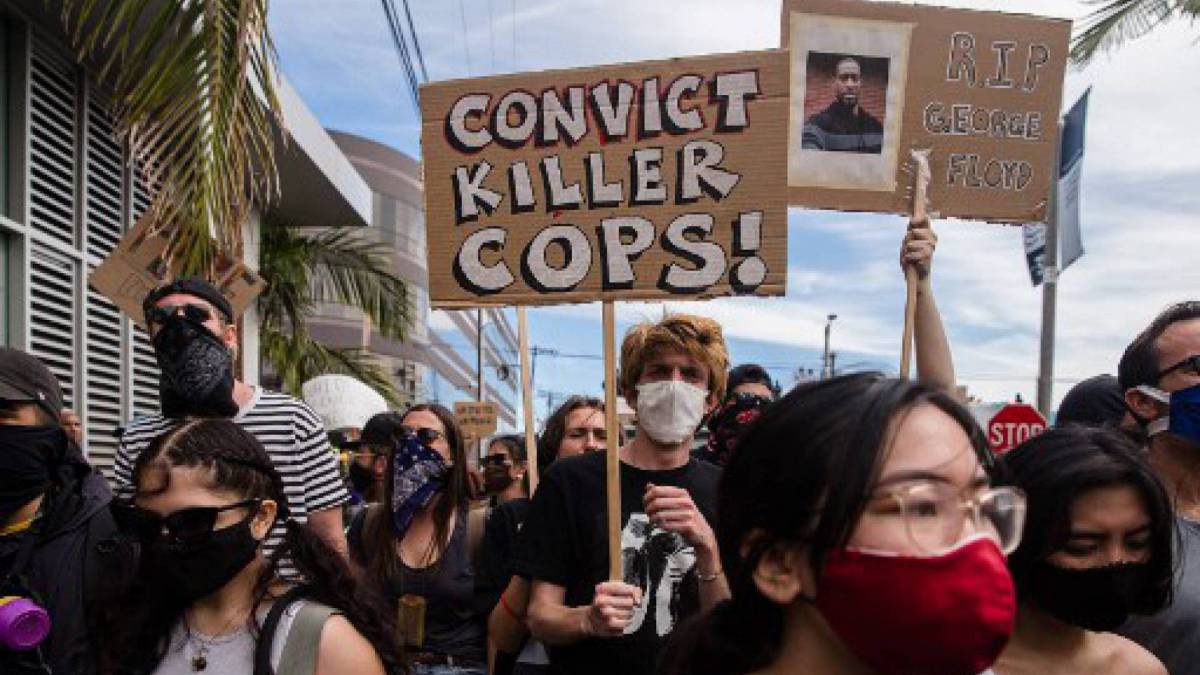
[302,374,389,431]
[455,401,498,439]
[89,215,267,326]
[420,49,789,308]
[783,0,1070,222]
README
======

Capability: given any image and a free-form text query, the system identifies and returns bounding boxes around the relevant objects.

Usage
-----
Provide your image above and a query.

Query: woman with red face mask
[662,373,1026,675]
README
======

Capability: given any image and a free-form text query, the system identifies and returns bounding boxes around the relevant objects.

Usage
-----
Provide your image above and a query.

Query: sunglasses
[146,303,213,326]
[1158,355,1200,380]
[400,425,445,446]
[481,454,512,468]
[113,499,260,547]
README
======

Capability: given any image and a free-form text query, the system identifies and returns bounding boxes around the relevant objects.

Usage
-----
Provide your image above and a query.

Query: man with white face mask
[1116,301,1200,675]
[512,314,730,675]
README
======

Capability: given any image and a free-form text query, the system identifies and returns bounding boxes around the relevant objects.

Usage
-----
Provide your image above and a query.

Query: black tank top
[391,507,486,663]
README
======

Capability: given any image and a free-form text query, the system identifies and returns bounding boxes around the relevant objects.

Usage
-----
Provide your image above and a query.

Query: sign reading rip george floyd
[783,0,1071,222]
[420,50,788,308]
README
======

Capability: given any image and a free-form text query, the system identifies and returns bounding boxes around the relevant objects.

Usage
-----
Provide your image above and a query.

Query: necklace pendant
[191,652,208,671]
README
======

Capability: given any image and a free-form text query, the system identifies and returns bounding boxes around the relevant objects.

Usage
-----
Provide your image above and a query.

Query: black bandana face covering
[152,314,238,419]
[1026,560,1152,631]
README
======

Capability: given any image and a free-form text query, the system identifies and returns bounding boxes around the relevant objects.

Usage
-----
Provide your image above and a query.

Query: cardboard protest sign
[783,0,1070,222]
[89,215,267,326]
[420,50,789,308]
[455,401,499,438]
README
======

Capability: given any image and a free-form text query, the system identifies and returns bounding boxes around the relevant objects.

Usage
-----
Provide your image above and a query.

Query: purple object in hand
[0,596,50,650]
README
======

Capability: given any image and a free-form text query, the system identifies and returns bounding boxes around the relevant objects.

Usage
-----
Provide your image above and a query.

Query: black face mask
[1026,560,1152,631]
[145,514,261,604]
[152,314,238,419]
[483,465,515,494]
[348,462,375,495]
[0,426,67,526]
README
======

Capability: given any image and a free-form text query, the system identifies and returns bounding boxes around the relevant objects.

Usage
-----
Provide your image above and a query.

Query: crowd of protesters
[2,217,1199,675]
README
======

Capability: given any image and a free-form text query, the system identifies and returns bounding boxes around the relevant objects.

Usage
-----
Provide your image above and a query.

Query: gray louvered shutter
[28,38,77,248]
[83,88,126,472]
[27,36,79,408]
[129,175,160,419]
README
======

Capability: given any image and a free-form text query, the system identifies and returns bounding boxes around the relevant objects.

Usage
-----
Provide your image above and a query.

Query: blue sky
[270,0,1200,423]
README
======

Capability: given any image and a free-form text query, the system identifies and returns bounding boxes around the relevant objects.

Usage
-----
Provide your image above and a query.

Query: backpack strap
[253,585,309,675]
[275,601,339,675]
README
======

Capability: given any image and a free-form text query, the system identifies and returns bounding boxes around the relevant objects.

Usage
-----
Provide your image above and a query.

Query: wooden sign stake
[602,301,622,581]
[900,149,931,380]
[518,307,539,494]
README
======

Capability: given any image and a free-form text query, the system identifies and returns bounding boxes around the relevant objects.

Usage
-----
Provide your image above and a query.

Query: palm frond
[257,222,319,335]
[58,0,283,275]
[260,327,405,408]
[1072,0,1182,63]
[301,229,412,341]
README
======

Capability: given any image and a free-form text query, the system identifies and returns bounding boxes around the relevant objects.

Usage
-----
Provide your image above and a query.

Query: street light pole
[823,314,838,379]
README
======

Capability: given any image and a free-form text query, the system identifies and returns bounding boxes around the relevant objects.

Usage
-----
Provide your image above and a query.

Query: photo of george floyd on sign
[419,49,789,308]
[783,0,1071,223]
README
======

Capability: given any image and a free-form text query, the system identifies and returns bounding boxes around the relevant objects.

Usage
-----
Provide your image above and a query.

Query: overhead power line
[398,0,429,81]
[381,0,421,112]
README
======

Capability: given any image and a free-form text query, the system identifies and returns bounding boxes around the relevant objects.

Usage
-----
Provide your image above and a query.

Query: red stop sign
[987,404,1048,455]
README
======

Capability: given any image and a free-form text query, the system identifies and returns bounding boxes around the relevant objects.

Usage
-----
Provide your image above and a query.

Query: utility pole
[1036,121,1065,417]
[823,314,838,379]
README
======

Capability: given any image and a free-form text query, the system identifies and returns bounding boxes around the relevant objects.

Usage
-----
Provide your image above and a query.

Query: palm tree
[58,0,282,275]
[258,223,412,406]
[1072,0,1200,63]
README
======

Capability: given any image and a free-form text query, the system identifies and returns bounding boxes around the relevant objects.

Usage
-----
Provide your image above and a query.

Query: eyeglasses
[112,499,260,547]
[146,303,213,326]
[481,453,512,468]
[1158,355,1200,380]
[875,483,1026,556]
[400,425,445,446]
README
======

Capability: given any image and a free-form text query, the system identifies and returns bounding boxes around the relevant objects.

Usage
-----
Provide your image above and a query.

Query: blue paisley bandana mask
[391,433,450,537]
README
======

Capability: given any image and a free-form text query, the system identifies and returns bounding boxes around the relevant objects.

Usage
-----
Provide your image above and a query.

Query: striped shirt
[114,387,349,560]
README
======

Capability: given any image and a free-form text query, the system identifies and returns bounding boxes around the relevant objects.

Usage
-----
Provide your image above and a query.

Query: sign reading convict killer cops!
[420,50,788,308]
[783,0,1070,222]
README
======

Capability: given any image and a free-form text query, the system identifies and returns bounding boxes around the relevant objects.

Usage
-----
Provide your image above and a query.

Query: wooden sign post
[517,307,539,494]
[899,149,930,380]
[602,302,622,580]
[420,49,790,581]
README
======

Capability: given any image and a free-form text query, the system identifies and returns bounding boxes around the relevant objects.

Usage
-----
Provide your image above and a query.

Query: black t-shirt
[511,451,720,675]
[475,496,531,615]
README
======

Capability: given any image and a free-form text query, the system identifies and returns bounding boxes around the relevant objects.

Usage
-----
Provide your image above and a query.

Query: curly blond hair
[619,314,729,402]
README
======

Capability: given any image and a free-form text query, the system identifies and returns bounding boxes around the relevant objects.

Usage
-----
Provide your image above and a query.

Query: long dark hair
[363,403,468,577]
[536,395,603,474]
[98,419,401,674]
[999,425,1175,612]
[661,373,987,675]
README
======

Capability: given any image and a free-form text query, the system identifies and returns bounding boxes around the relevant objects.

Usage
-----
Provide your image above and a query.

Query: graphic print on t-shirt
[621,513,697,637]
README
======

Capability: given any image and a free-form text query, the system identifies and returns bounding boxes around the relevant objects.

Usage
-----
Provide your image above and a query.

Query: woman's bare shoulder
[1093,632,1166,675]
